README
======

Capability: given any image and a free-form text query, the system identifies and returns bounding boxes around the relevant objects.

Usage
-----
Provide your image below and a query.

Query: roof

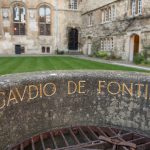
[81,0,118,14]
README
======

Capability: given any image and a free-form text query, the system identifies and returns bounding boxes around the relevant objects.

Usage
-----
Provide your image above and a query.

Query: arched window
[13,3,26,35]
[42,46,45,53]
[47,47,50,53]
[39,6,51,35]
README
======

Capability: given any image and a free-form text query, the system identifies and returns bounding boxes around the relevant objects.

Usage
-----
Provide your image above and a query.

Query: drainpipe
[54,0,59,53]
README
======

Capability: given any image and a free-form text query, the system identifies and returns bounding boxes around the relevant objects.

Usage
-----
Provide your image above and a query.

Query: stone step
[68,51,82,55]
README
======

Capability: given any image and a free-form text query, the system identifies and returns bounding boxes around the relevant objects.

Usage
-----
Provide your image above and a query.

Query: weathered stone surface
[0,0,82,54]
[0,71,149,149]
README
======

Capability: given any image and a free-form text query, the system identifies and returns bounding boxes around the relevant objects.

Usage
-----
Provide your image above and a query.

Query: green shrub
[142,60,150,65]
[95,51,108,58]
[108,52,122,60]
[80,50,84,55]
[133,53,144,64]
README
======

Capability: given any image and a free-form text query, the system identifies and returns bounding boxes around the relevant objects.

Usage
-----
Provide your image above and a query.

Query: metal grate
[11,126,150,150]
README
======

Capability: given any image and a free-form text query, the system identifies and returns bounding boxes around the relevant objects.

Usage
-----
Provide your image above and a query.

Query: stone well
[0,71,149,149]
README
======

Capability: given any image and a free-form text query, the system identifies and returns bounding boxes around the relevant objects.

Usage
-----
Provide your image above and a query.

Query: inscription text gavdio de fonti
[0,80,149,110]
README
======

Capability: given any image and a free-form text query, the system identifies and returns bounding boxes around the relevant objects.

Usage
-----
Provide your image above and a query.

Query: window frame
[12,3,26,35]
[100,37,114,51]
[101,4,116,24]
[88,13,93,26]
[131,0,142,16]
[69,0,78,10]
[138,0,142,15]
[38,5,51,36]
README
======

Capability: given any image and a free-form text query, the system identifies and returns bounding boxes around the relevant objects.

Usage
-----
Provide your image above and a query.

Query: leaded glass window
[131,0,136,16]
[13,4,26,35]
[138,0,142,14]
[39,6,51,35]
[69,0,78,10]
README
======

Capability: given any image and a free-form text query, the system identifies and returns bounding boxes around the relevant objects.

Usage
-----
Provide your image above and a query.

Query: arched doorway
[68,28,78,50]
[129,34,140,62]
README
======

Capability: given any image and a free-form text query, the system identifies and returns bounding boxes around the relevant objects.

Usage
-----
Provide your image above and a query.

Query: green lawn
[0,56,148,75]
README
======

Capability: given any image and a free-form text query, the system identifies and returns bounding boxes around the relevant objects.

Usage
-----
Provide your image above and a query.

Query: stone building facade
[0,0,82,54]
[81,0,150,61]
[0,0,150,61]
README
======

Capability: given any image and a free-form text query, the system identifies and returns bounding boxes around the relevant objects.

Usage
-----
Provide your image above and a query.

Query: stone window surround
[69,0,78,10]
[130,0,143,17]
[11,2,26,36]
[88,13,93,27]
[100,37,114,51]
[38,5,51,36]
[101,4,116,24]
[2,2,53,36]
[2,8,9,20]
[14,44,26,54]
[37,3,53,36]
[41,45,51,53]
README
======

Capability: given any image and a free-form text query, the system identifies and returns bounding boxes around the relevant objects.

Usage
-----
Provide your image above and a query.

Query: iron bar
[78,127,90,142]
[20,144,23,150]
[87,126,99,140]
[69,128,80,144]
[40,134,46,150]
[50,132,58,149]
[31,138,35,150]
[10,126,150,150]
[60,130,69,147]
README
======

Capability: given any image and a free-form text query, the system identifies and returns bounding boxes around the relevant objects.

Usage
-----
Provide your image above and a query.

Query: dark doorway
[133,34,139,56]
[129,34,140,61]
[68,28,78,50]
[15,45,21,54]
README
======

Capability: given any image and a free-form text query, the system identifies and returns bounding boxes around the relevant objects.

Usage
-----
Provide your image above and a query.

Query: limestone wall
[81,0,150,60]
[0,0,82,54]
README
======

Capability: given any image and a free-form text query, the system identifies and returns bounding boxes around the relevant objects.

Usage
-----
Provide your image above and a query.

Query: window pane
[46,7,51,23]
[46,24,50,35]
[69,0,78,9]
[74,0,77,9]
[39,24,45,35]
[14,23,19,35]
[39,6,51,35]
[46,15,50,24]
[20,7,26,23]
[132,0,136,16]
[39,7,45,22]
[20,23,26,35]
[13,4,26,35]
[47,47,50,53]
[21,46,25,53]
[46,7,50,16]
[42,47,45,53]
[138,0,142,14]
[13,6,20,22]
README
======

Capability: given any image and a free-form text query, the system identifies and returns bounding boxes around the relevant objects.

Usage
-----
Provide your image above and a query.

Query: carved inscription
[0,80,149,110]
[0,82,56,109]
